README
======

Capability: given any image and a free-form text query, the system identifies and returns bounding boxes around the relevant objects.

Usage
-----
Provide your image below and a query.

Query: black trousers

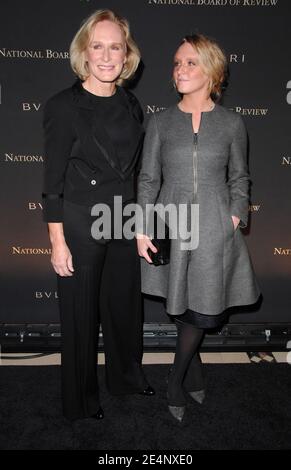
[57,200,146,420]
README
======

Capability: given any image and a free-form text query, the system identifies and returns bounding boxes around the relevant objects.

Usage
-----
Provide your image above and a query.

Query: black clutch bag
[147,213,171,266]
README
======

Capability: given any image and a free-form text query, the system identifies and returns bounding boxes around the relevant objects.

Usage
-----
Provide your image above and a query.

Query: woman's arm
[42,94,74,222]
[42,93,75,275]
[136,114,162,262]
[137,114,162,233]
[48,223,74,277]
[228,114,250,229]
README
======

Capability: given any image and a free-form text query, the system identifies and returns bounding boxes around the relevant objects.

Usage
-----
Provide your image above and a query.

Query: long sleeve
[133,97,144,174]
[132,95,144,125]
[42,96,75,222]
[228,115,250,228]
[137,113,162,234]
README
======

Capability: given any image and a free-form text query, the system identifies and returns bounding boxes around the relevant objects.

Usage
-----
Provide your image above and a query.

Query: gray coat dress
[137,103,260,317]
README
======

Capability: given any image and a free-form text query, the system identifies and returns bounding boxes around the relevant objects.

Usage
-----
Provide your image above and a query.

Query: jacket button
[91,179,97,185]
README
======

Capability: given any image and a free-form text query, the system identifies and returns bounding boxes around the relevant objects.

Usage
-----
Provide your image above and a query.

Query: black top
[42,80,144,222]
[82,87,137,171]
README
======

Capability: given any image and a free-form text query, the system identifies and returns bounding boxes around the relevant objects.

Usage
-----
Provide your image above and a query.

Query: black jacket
[42,80,144,222]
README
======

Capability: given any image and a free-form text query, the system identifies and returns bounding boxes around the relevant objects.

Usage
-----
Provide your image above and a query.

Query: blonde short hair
[181,34,227,99]
[70,9,141,85]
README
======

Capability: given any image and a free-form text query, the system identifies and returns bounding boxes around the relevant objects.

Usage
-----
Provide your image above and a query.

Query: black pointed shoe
[166,391,186,423]
[91,407,104,420]
[138,385,155,396]
[166,369,186,423]
[188,389,205,405]
[168,404,185,423]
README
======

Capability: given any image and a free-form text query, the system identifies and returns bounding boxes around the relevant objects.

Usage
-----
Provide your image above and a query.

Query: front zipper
[188,132,198,258]
[193,132,198,199]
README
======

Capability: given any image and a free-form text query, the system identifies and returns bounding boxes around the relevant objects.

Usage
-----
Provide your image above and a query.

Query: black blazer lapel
[92,114,125,180]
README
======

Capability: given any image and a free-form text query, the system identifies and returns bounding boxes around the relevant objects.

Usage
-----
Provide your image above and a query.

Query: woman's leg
[100,236,148,394]
[167,319,204,406]
[183,351,204,392]
[58,262,104,420]
[58,201,106,420]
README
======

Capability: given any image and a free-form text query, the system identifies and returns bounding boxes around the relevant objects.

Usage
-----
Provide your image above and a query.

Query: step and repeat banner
[0,0,290,326]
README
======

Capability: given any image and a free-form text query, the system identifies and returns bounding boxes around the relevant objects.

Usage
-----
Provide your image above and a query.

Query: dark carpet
[0,363,290,450]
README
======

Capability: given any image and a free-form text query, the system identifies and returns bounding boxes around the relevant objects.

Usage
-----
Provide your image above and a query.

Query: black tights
[167,319,204,406]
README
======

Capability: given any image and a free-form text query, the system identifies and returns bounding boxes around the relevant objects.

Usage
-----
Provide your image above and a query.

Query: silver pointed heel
[188,389,205,404]
[168,405,185,423]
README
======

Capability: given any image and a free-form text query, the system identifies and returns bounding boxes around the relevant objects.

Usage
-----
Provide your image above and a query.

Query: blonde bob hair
[181,34,227,100]
[70,9,141,85]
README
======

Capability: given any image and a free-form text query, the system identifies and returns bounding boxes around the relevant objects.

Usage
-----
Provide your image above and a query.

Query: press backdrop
[0,0,290,326]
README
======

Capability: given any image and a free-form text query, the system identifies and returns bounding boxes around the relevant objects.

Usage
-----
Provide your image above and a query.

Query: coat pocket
[226,209,235,235]
[216,191,235,239]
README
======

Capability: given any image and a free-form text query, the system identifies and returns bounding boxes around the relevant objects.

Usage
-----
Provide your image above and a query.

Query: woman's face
[85,20,127,84]
[173,42,210,96]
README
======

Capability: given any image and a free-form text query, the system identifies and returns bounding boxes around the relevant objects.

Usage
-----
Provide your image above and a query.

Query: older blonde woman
[42,9,154,421]
[137,34,260,422]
